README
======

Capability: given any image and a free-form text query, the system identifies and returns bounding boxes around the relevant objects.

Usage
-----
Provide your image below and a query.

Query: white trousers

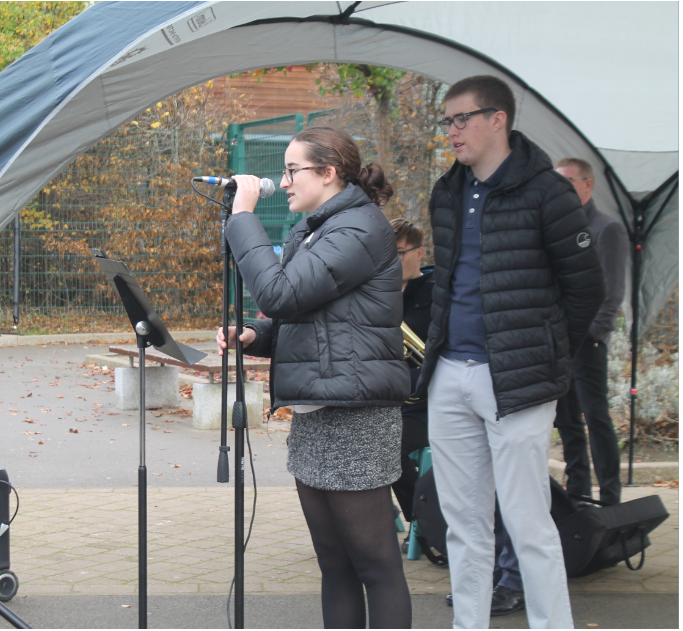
[428,357,574,629]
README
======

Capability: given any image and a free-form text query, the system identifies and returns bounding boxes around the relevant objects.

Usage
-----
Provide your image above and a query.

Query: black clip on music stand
[91,249,207,629]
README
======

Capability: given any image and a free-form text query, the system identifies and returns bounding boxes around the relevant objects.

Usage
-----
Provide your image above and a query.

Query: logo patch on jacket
[576,232,591,248]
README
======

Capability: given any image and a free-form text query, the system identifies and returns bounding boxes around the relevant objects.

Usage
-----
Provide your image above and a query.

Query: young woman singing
[217,126,412,629]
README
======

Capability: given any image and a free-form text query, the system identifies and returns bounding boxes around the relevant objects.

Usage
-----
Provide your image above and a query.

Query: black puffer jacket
[416,132,605,417]
[226,183,410,410]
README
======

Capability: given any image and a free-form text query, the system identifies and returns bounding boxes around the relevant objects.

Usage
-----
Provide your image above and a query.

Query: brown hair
[444,75,516,135]
[555,157,595,180]
[390,218,423,248]
[291,126,393,207]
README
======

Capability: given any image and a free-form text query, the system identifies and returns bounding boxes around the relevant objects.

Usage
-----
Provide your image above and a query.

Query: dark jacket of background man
[416,131,606,416]
[583,198,629,343]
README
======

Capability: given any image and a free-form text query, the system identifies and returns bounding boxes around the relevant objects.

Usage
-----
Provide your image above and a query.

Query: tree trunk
[377,91,395,218]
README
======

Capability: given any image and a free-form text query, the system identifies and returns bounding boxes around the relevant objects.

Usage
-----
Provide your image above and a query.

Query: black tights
[296,480,412,629]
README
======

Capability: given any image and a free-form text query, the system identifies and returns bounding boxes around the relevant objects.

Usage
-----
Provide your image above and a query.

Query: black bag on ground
[412,468,448,566]
[413,472,669,577]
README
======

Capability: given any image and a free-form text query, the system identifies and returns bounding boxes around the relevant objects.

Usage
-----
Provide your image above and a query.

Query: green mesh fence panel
[227,114,305,320]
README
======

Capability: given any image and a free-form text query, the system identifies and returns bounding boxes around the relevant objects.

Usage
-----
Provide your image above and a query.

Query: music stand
[91,249,207,629]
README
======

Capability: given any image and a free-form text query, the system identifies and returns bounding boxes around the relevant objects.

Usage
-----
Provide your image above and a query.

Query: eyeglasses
[438,108,497,133]
[282,165,326,184]
[565,177,591,184]
[397,245,420,260]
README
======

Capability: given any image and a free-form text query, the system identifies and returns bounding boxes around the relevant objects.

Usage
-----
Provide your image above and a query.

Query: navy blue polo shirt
[441,153,512,362]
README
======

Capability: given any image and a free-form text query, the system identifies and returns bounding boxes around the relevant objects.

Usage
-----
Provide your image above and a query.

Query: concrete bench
[109,345,270,429]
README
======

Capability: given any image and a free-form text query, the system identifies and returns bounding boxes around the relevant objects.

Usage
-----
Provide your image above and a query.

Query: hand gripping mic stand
[91,250,207,629]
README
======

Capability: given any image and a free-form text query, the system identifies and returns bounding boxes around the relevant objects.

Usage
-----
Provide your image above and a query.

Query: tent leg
[627,220,644,486]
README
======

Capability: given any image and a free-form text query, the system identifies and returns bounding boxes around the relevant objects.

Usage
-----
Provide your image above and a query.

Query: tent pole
[13,215,20,326]
[627,208,645,486]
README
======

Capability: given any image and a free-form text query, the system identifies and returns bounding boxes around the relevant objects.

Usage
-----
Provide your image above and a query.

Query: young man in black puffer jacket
[415,76,605,629]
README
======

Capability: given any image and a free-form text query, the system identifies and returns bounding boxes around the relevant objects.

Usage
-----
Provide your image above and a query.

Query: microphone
[192,176,276,198]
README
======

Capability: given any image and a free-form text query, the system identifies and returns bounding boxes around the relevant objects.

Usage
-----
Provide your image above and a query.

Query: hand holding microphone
[230,174,269,215]
[192,174,275,215]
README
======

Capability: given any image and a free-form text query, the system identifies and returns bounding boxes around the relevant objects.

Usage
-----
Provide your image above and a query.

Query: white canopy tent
[0,1,678,332]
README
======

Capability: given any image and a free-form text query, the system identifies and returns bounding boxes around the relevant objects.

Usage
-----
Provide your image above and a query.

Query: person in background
[216,126,412,629]
[416,75,605,629]
[389,218,434,544]
[554,157,629,506]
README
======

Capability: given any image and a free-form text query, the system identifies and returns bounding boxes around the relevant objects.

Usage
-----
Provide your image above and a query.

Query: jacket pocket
[313,310,331,377]
[544,321,557,379]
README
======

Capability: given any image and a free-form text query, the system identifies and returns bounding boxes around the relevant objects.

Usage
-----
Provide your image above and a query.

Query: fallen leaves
[69,428,79,434]
[172,464,181,468]
[122,423,130,427]
[57,395,64,399]
[21,431,43,435]
[29,454,37,458]
[163,430,173,433]
[23,419,37,424]
[26,392,33,398]
[652,478,678,489]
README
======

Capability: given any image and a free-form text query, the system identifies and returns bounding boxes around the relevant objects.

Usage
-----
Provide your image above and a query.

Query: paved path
[5,486,678,598]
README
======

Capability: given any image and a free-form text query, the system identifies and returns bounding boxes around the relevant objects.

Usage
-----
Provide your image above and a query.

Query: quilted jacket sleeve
[226,209,385,319]
[243,320,273,358]
[540,176,606,355]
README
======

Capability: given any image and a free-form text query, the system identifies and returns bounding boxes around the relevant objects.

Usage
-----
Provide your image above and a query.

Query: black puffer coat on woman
[416,131,605,417]
[226,183,410,410]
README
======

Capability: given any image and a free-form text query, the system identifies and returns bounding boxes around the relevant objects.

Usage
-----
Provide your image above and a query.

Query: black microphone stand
[216,184,247,628]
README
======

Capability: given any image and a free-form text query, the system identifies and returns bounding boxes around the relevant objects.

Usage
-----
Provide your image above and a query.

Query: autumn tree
[0,1,88,71]
[24,81,253,330]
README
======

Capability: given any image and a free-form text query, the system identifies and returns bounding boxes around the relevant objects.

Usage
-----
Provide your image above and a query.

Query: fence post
[12,215,20,326]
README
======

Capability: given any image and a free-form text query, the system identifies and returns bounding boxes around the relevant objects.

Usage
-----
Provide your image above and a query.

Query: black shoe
[401,536,409,554]
[445,593,452,607]
[491,585,525,617]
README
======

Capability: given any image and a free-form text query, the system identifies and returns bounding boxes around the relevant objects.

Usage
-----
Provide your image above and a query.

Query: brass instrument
[401,322,425,368]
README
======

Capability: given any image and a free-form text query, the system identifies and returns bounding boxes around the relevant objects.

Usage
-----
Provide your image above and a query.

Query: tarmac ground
[1,593,678,629]
[0,338,679,629]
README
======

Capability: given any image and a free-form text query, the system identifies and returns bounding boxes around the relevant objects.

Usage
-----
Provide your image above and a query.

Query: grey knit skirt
[287,406,402,491]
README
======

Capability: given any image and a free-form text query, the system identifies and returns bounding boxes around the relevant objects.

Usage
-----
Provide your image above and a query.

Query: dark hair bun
[357,162,393,207]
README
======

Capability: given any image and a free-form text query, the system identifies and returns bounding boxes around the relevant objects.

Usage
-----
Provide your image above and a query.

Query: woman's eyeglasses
[282,165,326,184]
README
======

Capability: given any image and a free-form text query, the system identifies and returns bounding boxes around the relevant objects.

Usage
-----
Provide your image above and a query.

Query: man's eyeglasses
[438,108,497,133]
[565,177,591,184]
[397,245,420,260]
[282,165,326,184]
